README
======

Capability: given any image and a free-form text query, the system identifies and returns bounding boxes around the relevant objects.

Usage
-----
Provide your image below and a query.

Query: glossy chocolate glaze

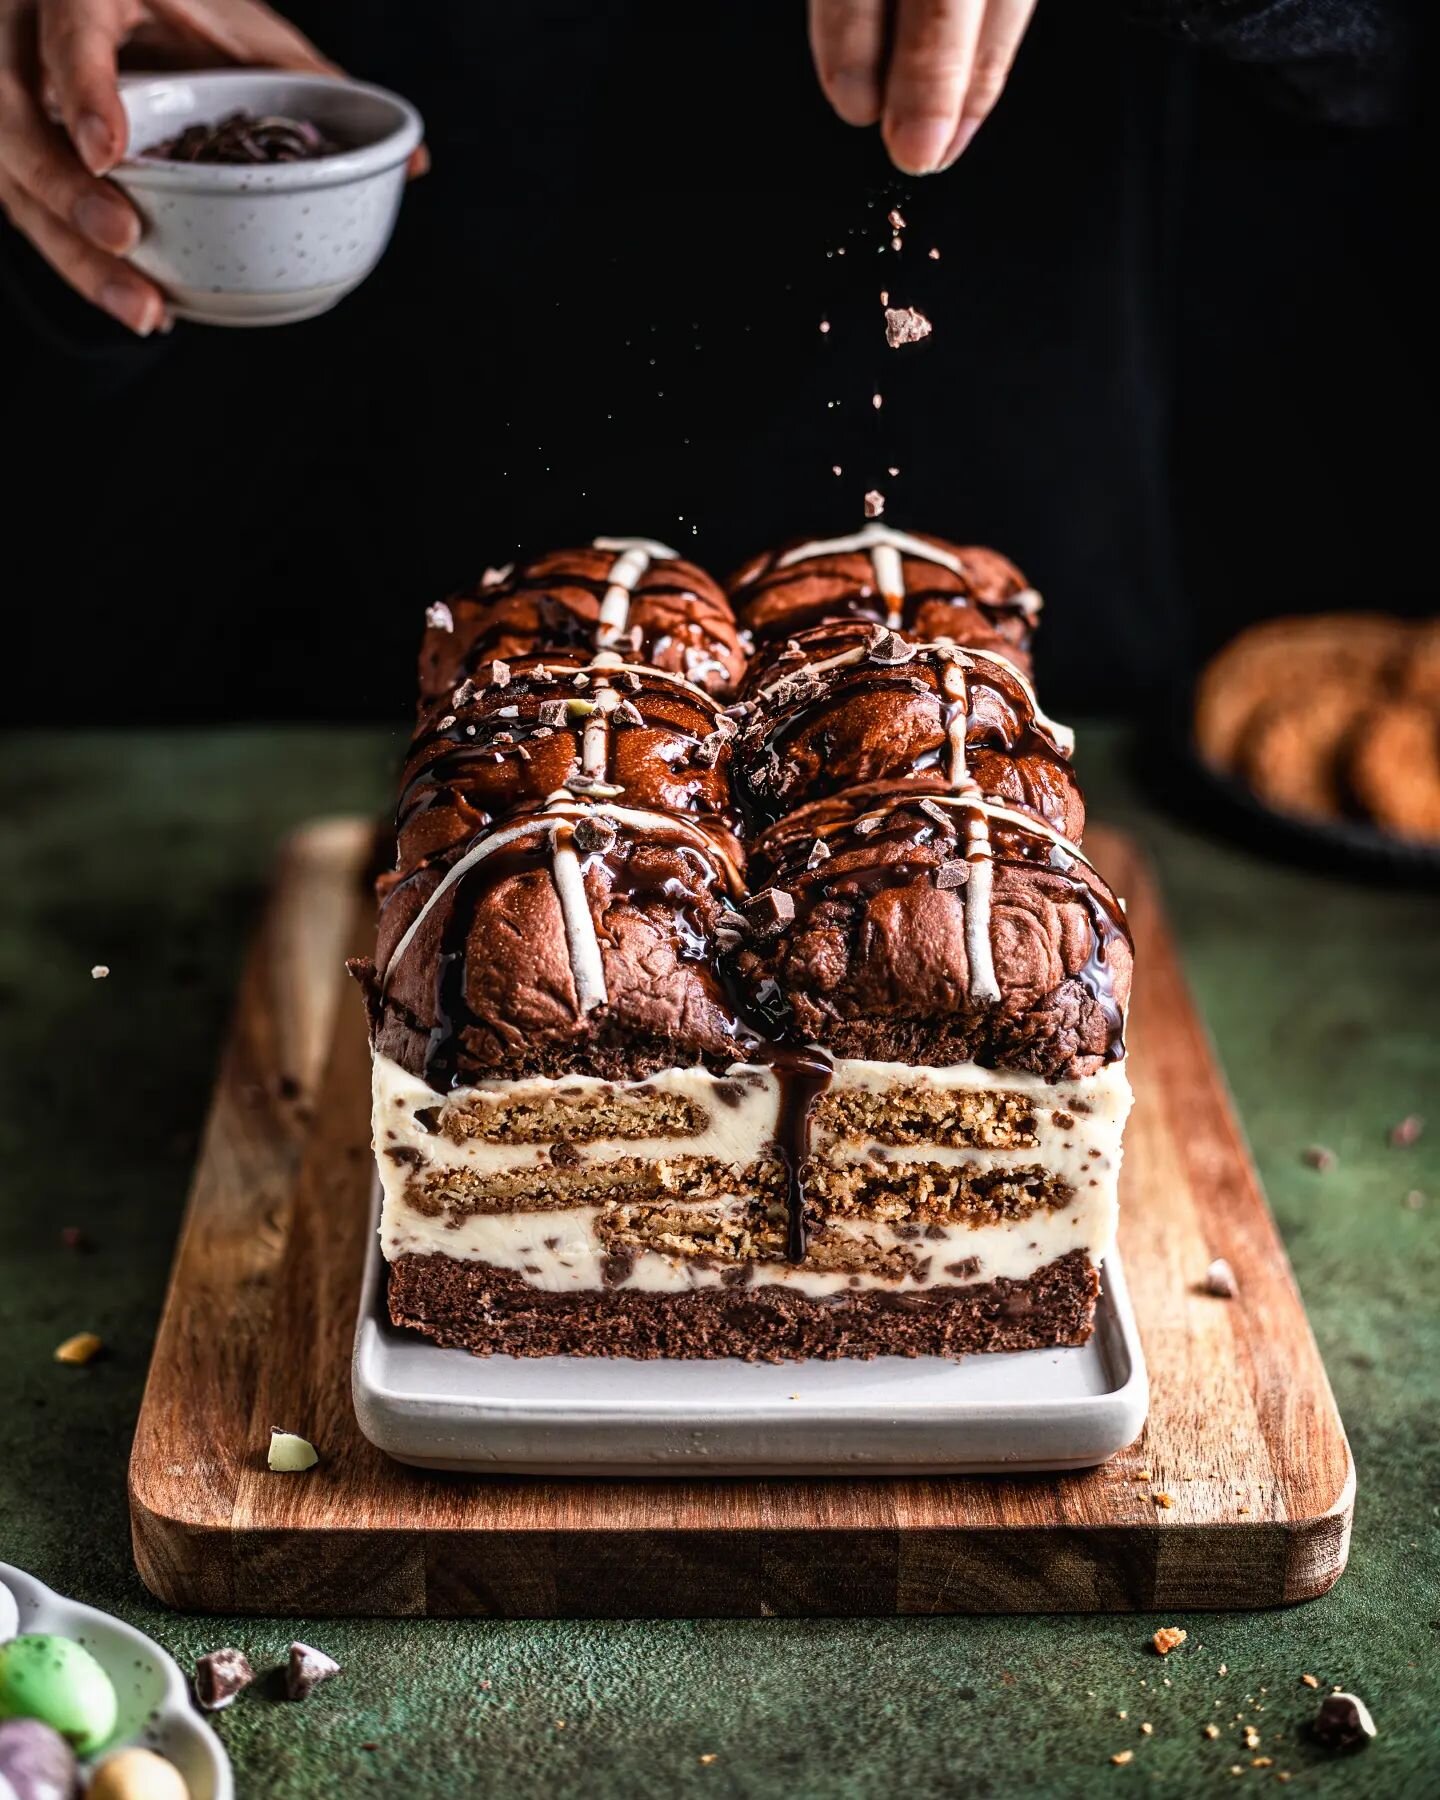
[732,622,1082,839]
[420,543,746,702]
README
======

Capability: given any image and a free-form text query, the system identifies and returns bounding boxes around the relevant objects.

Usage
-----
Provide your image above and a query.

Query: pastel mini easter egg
[0,1717,80,1800]
[0,1638,117,1756]
[86,1749,189,1800]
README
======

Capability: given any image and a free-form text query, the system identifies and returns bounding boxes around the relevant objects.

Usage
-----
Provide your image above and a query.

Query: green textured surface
[0,726,1436,1799]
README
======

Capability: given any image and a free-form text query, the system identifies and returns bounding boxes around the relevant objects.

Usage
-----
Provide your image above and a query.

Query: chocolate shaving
[612,699,645,727]
[917,797,954,829]
[935,859,970,890]
[538,699,571,728]
[146,110,343,165]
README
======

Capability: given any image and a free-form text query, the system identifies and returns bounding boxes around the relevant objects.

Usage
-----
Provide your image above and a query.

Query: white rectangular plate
[352,1187,1149,1476]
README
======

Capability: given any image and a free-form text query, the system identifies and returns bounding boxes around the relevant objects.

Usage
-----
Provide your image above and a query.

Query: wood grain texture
[128,820,1353,1617]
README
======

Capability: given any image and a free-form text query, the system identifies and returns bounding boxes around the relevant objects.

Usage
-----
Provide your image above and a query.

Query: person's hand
[0,0,346,335]
[808,1,1039,175]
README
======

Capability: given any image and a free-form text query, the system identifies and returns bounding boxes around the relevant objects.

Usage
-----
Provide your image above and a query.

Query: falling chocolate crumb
[1110,1750,1133,1766]
[935,860,970,890]
[1301,1674,1320,1689]
[1203,1258,1239,1299]
[1388,1115,1423,1147]
[831,464,842,477]
[745,888,795,936]
[884,306,933,349]
[1152,1627,1187,1655]
[195,1648,256,1712]
[1203,1724,1220,1740]
[1302,1145,1336,1171]
[426,602,454,632]
[286,1642,342,1702]
[872,393,883,410]
[1153,1492,1174,1508]
[928,247,940,260]
[819,319,830,334]
[888,208,907,230]
[54,1332,103,1365]
[1312,1693,1375,1752]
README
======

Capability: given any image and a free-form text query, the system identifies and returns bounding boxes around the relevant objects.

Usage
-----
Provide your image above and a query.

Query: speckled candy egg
[0,1638,117,1755]
[86,1749,189,1800]
[0,1717,80,1800]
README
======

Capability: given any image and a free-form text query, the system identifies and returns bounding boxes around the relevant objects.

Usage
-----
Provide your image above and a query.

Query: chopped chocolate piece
[888,208,907,230]
[1388,1114,1423,1147]
[864,489,885,519]
[935,859,970,890]
[852,814,880,835]
[1302,1145,1337,1171]
[452,678,479,710]
[60,1226,91,1252]
[745,888,795,936]
[195,1648,256,1712]
[865,625,916,665]
[613,699,646,726]
[917,796,954,829]
[572,816,617,855]
[550,1142,583,1168]
[537,698,570,727]
[90,964,109,980]
[1151,1627,1187,1656]
[806,838,831,869]
[286,1643,342,1702]
[490,659,512,687]
[426,601,455,633]
[1203,1257,1239,1298]
[884,305,933,348]
[1312,1693,1375,1752]
[54,1332,102,1365]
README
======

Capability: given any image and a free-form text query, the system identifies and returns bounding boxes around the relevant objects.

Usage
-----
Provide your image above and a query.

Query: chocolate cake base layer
[386,1250,1099,1362]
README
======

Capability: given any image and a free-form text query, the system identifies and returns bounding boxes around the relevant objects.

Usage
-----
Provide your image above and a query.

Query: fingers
[0,176,165,331]
[39,0,128,173]
[883,0,982,175]
[942,0,1035,166]
[152,0,340,75]
[808,0,886,126]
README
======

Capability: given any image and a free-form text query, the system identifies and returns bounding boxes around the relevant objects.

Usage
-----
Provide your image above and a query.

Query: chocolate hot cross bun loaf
[361,524,1134,1362]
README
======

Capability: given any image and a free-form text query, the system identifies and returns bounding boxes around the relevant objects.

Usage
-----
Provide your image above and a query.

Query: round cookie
[1194,615,1408,774]
[1238,679,1373,822]
[1397,619,1440,705]
[0,1637,117,1757]
[1347,700,1440,843]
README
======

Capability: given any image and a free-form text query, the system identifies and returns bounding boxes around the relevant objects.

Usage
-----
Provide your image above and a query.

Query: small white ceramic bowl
[113,70,423,327]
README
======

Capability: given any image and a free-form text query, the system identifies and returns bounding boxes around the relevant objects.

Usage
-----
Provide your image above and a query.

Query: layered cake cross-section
[353,525,1134,1359]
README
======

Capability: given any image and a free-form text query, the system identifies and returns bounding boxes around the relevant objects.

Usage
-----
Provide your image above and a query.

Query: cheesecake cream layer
[379,1186,1118,1296]
[372,1054,1131,1294]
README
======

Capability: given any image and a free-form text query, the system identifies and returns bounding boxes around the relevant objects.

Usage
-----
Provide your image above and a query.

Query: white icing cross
[591,536,680,651]
[776,524,967,627]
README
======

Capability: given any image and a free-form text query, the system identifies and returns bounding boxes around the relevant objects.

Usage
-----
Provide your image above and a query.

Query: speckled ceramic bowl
[113,70,423,327]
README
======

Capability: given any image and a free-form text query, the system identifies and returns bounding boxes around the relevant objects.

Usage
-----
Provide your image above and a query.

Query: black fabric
[1,1,1418,723]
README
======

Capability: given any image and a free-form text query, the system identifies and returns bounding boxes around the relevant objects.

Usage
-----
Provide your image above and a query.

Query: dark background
[2,2,1420,723]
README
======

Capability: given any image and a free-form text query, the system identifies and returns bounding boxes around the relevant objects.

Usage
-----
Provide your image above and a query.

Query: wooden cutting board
[127,818,1353,1616]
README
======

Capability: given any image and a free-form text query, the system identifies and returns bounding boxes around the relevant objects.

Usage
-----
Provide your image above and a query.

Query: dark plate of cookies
[1191,613,1440,870]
